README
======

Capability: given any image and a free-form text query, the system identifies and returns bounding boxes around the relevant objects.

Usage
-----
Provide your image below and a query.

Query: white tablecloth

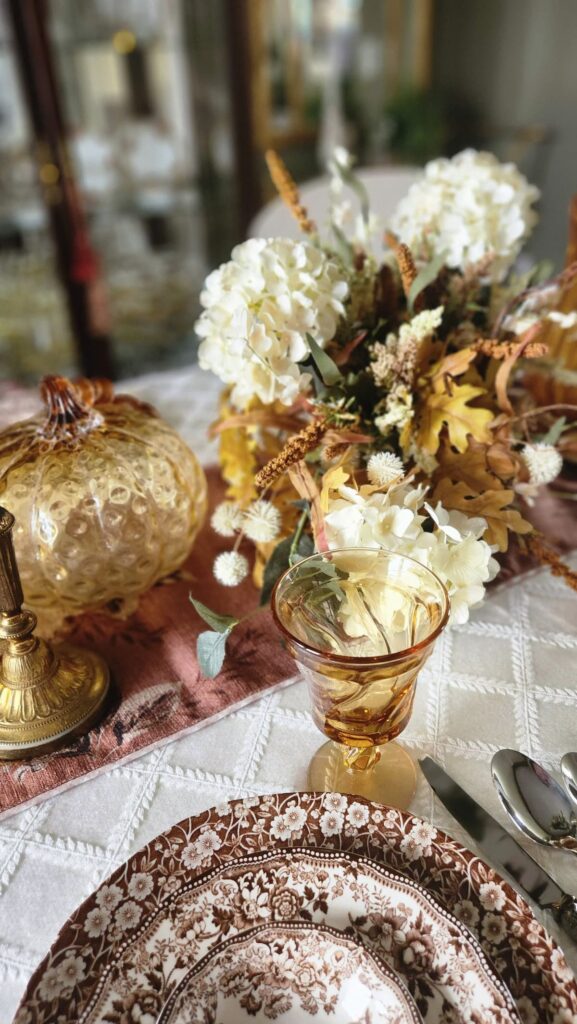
[0,367,576,1022]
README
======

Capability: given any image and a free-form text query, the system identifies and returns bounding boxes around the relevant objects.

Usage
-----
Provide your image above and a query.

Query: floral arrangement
[192,147,577,675]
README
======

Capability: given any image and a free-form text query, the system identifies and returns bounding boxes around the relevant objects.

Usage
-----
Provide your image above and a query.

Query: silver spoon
[491,748,577,855]
[561,753,577,807]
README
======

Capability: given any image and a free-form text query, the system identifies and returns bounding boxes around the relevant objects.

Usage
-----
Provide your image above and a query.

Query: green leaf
[528,259,556,285]
[197,629,230,678]
[260,536,293,606]
[260,532,316,606]
[338,164,370,225]
[289,532,314,565]
[305,333,343,387]
[542,416,568,445]
[331,223,355,264]
[189,596,239,634]
[306,581,343,606]
[408,254,446,311]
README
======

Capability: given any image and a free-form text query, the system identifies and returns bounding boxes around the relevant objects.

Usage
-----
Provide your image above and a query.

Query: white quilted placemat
[0,367,576,1022]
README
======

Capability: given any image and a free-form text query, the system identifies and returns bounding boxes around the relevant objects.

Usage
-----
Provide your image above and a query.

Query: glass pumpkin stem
[40,375,101,438]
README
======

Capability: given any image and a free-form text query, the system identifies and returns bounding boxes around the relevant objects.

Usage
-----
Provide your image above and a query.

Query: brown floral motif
[269,885,302,920]
[14,793,577,1024]
[102,987,162,1024]
[160,924,422,1023]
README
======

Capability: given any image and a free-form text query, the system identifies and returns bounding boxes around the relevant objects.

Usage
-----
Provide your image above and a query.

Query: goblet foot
[307,739,417,809]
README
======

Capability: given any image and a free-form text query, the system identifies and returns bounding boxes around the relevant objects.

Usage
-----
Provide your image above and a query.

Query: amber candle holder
[272,548,449,809]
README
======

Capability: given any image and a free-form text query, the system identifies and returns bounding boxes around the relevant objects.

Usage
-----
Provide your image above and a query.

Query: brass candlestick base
[0,508,110,760]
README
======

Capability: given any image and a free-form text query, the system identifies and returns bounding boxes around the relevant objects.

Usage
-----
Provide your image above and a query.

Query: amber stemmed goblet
[272,548,449,809]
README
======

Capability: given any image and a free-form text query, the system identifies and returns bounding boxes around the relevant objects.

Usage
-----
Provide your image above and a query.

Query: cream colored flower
[521,443,563,485]
[243,499,282,542]
[405,439,438,474]
[196,237,348,408]
[374,386,414,436]
[324,483,497,624]
[405,306,444,341]
[371,307,443,389]
[211,501,244,537]
[367,451,405,487]
[213,550,249,586]
[547,310,577,329]
[391,149,539,282]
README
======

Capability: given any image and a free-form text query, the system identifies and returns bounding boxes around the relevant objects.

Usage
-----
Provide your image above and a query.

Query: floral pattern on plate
[14,793,577,1024]
[159,922,423,1023]
[77,848,519,1024]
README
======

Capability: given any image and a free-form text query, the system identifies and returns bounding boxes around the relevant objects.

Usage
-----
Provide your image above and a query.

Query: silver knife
[419,756,577,942]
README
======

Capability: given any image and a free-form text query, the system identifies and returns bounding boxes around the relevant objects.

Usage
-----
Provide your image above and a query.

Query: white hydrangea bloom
[213,551,249,587]
[324,482,497,624]
[243,500,282,543]
[367,452,405,487]
[196,238,348,408]
[390,150,540,282]
[521,443,563,485]
[211,501,243,537]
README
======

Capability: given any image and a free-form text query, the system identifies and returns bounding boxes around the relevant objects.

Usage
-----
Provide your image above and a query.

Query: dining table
[0,363,576,1023]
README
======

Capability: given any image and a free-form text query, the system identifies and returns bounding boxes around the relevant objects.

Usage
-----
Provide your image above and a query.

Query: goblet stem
[343,745,381,772]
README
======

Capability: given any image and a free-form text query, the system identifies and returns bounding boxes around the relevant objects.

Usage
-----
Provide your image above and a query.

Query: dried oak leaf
[416,381,494,454]
[429,347,478,383]
[436,440,520,492]
[433,478,532,551]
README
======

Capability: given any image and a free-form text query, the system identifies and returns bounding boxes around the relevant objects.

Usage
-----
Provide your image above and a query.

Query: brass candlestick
[0,506,110,760]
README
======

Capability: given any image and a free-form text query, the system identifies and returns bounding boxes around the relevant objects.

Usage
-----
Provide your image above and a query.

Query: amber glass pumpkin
[0,376,207,632]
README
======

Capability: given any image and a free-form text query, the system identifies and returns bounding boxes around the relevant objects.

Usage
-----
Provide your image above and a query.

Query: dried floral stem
[385,231,418,298]
[475,337,549,359]
[323,441,347,461]
[506,403,577,426]
[265,150,316,235]
[526,534,577,592]
[255,419,328,490]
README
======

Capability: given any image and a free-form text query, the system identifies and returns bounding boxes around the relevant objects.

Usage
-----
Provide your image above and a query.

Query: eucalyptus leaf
[260,532,316,605]
[331,222,355,263]
[260,536,293,606]
[408,254,446,311]
[338,164,370,224]
[289,533,314,565]
[542,416,568,445]
[306,333,343,387]
[197,629,230,678]
[307,581,343,606]
[190,596,239,634]
[528,259,556,285]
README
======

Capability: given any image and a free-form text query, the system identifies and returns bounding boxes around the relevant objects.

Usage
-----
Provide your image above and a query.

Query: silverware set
[420,751,577,943]
[492,749,577,856]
